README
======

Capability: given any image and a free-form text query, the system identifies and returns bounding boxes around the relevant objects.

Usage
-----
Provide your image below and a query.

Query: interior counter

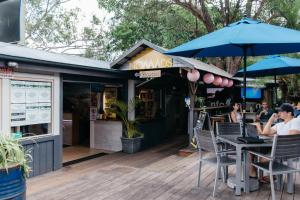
[90,120,122,152]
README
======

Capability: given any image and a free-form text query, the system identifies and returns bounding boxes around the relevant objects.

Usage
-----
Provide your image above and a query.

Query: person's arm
[262,113,277,135]
[230,112,237,123]
[256,109,263,120]
[289,118,300,135]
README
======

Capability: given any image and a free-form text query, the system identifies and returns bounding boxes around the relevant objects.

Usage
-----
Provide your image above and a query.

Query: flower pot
[0,165,26,200]
[121,137,143,154]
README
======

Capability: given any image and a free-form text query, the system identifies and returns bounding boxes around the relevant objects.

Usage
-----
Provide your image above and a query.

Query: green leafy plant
[107,99,143,139]
[0,135,31,177]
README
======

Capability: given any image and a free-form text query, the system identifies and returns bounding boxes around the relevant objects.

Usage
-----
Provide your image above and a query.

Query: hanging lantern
[203,73,215,84]
[213,76,222,86]
[227,80,234,87]
[187,69,200,82]
[221,78,229,87]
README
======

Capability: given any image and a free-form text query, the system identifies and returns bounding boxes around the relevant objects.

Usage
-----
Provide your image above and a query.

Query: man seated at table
[249,103,300,181]
[256,101,274,123]
[262,103,300,136]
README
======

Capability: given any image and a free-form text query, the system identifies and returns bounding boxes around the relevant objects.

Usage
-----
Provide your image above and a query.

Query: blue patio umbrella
[234,55,300,104]
[165,17,300,138]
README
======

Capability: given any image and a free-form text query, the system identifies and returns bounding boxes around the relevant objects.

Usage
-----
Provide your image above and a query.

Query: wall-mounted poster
[11,80,26,103]
[25,103,39,124]
[38,103,51,124]
[38,82,51,102]
[11,103,26,127]
[26,81,39,103]
[11,80,52,126]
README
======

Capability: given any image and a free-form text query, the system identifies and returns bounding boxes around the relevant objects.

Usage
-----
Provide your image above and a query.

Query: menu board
[11,80,52,127]
[11,81,26,103]
[11,103,26,126]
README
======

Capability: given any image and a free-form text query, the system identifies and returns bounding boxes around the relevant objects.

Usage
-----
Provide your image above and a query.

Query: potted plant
[0,135,31,200]
[108,99,143,153]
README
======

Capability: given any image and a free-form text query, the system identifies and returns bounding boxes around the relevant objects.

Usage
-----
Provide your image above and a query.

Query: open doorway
[62,82,105,165]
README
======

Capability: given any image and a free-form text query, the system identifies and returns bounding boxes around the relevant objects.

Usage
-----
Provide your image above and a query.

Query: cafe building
[110,40,234,147]
[0,42,129,177]
[0,40,235,177]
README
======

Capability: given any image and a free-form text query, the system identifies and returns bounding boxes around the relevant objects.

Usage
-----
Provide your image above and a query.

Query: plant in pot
[0,135,31,200]
[108,99,143,154]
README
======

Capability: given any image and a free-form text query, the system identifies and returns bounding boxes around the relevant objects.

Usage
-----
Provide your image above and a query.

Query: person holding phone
[262,103,300,136]
[230,102,243,123]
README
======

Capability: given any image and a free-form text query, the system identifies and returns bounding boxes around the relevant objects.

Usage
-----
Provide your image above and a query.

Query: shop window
[10,80,52,138]
[137,89,159,120]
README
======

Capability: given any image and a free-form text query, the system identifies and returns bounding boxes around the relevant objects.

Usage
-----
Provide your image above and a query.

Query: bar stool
[210,115,225,133]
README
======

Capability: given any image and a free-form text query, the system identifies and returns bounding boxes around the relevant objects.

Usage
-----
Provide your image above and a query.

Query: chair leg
[270,173,276,200]
[197,161,202,187]
[213,165,220,197]
[221,166,228,183]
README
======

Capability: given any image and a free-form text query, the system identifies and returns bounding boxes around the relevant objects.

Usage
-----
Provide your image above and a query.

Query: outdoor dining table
[216,135,294,196]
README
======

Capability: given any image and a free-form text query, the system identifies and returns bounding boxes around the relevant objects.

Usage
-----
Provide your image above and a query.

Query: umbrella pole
[242,48,247,138]
[274,74,277,106]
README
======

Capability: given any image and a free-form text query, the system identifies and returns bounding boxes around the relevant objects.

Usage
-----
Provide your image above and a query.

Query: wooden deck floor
[27,138,300,200]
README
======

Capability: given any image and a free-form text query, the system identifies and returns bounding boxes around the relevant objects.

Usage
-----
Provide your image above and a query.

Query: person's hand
[270,113,278,122]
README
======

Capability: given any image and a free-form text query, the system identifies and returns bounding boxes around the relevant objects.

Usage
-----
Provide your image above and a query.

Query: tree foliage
[98,0,300,73]
[98,0,203,52]
[25,0,109,59]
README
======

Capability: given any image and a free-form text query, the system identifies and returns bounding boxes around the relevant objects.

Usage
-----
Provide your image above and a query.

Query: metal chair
[216,122,241,150]
[249,134,300,200]
[194,124,236,197]
[216,122,242,136]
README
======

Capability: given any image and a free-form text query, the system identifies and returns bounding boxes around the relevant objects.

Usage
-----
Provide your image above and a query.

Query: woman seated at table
[230,102,243,123]
[230,102,263,134]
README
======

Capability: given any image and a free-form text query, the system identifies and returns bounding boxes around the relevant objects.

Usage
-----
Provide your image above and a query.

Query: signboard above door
[135,70,161,78]
[129,48,172,70]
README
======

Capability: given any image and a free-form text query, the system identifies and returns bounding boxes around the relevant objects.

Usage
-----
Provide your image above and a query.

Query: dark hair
[230,102,238,112]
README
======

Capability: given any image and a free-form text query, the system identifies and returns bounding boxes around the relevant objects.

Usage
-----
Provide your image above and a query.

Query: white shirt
[272,118,300,135]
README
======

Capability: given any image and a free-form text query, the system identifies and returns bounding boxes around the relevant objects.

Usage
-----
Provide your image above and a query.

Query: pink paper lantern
[213,76,222,86]
[203,73,215,84]
[221,78,229,87]
[187,69,200,82]
[227,80,234,87]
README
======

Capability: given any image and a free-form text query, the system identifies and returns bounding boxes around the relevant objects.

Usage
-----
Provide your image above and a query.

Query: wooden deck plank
[27,139,300,200]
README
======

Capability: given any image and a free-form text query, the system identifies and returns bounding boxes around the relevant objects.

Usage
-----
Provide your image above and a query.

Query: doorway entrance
[62,82,107,165]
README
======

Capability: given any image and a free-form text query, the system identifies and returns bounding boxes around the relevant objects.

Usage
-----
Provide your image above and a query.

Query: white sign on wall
[11,80,52,127]
[11,80,26,103]
[11,103,26,127]
[138,70,161,78]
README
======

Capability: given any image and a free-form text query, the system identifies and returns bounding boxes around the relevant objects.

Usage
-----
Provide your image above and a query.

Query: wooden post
[188,82,197,144]
[128,80,135,121]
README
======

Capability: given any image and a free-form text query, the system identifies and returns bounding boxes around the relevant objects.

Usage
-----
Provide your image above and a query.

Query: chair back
[271,134,300,160]
[194,112,218,155]
[245,124,258,137]
[197,111,212,131]
[216,122,241,136]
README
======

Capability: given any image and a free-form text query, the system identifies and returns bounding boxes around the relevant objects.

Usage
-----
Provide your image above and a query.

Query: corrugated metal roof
[110,40,233,78]
[0,42,110,70]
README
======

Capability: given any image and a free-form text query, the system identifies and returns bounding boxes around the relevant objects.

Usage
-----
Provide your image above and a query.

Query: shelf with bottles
[103,88,118,119]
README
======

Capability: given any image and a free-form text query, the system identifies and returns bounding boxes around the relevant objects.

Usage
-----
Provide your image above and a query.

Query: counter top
[194,106,229,111]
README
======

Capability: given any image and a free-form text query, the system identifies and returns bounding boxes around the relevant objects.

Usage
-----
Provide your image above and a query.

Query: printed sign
[129,48,172,70]
[11,80,26,103]
[11,80,52,126]
[0,67,13,79]
[11,103,26,127]
[38,103,51,124]
[139,70,161,78]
